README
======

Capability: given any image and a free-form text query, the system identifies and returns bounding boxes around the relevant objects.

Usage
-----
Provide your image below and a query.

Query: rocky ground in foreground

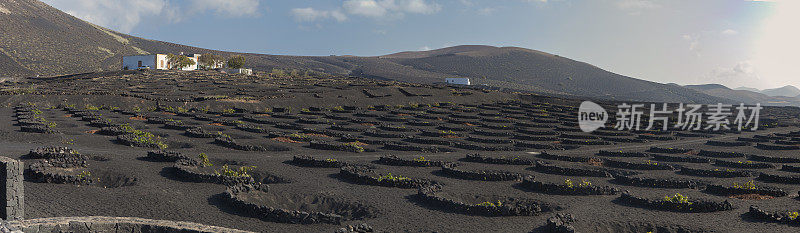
[1,70,800,232]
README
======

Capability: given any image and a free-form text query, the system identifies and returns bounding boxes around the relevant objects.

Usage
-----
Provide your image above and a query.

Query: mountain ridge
[685,84,800,106]
[761,85,800,97]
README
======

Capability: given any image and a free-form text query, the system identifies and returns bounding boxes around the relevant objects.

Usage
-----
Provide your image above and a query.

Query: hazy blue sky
[40,0,798,90]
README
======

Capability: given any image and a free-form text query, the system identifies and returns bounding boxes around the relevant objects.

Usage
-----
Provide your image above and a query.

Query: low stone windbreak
[0,157,23,220]
[5,216,252,233]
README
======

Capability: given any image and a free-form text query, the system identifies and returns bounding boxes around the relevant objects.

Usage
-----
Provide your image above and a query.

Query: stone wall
[6,216,253,233]
[0,156,23,220]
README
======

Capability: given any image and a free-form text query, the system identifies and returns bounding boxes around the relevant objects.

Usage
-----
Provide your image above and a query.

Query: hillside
[376,46,730,103]
[761,85,800,97]
[734,87,761,92]
[685,84,800,106]
[0,0,731,104]
[684,84,731,91]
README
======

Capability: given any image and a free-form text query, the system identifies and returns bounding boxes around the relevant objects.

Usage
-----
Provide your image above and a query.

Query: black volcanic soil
[1,70,800,232]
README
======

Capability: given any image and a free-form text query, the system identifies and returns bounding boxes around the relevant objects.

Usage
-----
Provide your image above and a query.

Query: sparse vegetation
[475,201,503,207]
[119,124,168,149]
[214,165,255,178]
[77,170,92,180]
[413,156,430,162]
[342,142,366,153]
[199,153,213,167]
[733,180,757,190]
[222,108,236,114]
[564,179,591,188]
[84,104,100,110]
[664,193,691,204]
[789,211,799,220]
[376,173,409,182]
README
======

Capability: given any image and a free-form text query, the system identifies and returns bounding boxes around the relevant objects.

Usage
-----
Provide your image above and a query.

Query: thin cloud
[292,0,441,25]
[722,29,738,35]
[39,0,261,33]
[477,7,497,16]
[191,0,261,18]
[707,61,769,89]
[291,7,347,22]
[343,0,390,17]
[682,34,701,57]
[615,0,660,15]
[342,0,441,18]
[459,0,474,7]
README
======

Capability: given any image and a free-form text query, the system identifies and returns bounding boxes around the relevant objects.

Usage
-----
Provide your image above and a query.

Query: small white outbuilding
[445,78,470,85]
[222,68,253,75]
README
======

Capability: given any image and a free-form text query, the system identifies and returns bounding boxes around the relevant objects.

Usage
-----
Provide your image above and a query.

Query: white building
[122,54,200,71]
[222,68,253,75]
[445,78,471,85]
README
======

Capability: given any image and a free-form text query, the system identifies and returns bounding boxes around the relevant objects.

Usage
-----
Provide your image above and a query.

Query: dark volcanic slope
[378,45,730,103]
[1,0,729,104]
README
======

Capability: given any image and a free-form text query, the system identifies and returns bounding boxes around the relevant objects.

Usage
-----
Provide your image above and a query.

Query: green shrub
[84,104,100,110]
[215,165,255,178]
[413,156,430,162]
[77,170,92,179]
[377,173,409,182]
[664,193,691,204]
[565,179,591,188]
[288,133,310,140]
[221,108,236,114]
[226,55,246,69]
[342,142,366,153]
[199,153,213,167]
[789,211,799,220]
[476,201,502,207]
[733,180,757,190]
[120,124,167,149]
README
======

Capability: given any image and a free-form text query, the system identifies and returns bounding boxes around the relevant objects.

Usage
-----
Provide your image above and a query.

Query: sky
[39,0,799,90]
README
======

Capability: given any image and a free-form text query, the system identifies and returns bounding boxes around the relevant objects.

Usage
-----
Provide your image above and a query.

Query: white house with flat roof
[122,54,200,71]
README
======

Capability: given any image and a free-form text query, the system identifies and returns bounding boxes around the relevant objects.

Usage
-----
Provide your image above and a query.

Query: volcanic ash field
[3,70,800,232]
